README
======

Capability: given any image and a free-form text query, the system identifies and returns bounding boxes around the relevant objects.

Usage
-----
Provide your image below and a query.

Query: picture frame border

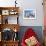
[23,9,36,19]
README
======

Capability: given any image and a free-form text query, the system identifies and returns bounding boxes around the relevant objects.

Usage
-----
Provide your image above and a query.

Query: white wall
[18,0,44,26]
[0,0,15,7]
[0,0,44,26]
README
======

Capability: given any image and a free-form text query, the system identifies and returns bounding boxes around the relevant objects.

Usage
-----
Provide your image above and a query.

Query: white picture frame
[23,9,36,19]
[2,10,9,15]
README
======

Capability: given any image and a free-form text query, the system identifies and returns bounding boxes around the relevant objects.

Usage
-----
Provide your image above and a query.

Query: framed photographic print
[23,9,36,19]
[2,10,9,15]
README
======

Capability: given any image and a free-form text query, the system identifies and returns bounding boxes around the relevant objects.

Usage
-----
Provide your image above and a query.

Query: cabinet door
[0,32,1,41]
[0,15,1,24]
[3,42,18,46]
[0,42,2,46]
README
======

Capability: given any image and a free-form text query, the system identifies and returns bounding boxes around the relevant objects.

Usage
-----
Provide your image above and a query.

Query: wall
[0,0,44,45]
[18,26,43,44]
[18,0,44,26]
[0,0,44,26]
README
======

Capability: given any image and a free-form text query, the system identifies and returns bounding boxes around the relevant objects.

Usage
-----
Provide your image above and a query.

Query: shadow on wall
[18,26,43,44]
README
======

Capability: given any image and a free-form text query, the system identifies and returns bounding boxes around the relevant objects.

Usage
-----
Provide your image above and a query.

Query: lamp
[15,0,17,7]
[13,28,18,41]
[14,28,17,32]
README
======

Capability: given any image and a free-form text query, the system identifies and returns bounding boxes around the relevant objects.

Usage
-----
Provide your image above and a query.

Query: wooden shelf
[0,7,20,46]
[0,40,19,46]
[2,40,19,42]
[0,7,19,10]
[0,7,19,24]
[0,24,20,32]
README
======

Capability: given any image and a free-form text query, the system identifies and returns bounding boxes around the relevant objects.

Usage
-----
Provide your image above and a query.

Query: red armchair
[21,28,41,46]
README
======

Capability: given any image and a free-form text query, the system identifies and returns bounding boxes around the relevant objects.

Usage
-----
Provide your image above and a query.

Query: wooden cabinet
[0,41,19,46]
[2,41,19,46]
[0,41,2,46]
[0,7,20,46]
[0,7,19,24]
